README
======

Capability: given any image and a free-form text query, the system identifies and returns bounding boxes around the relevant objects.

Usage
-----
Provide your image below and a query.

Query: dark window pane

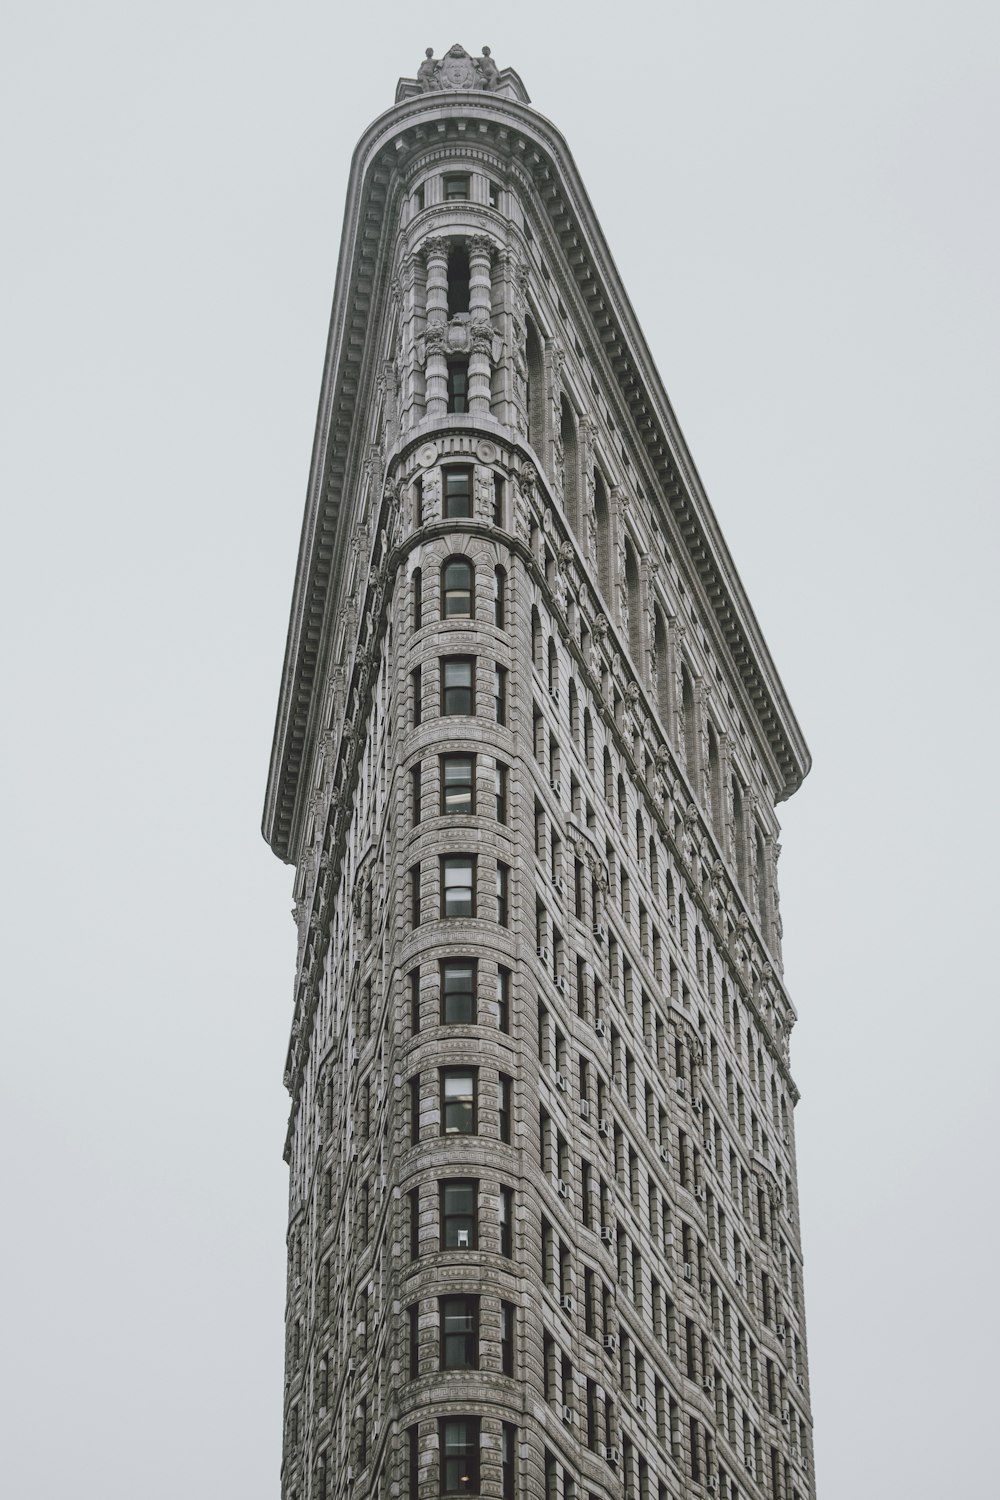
[443,174,470,202]
[441,960,476,1024]
[499,1185,514,1256]
[441,1180,477,1250]
[444,468,472,519]
[441,1296,479,1369]
[441,1417,479,1492]
[448,361,469,414]
[494,664,507,724]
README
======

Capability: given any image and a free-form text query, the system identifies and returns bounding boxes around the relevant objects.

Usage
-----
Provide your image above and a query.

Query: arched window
[412,567,422,631]
[568,680,580,744]
[531,607,543,672]
[547,638,559,699]
[654,606,669,723]
[442,557,474,619]
[447,242,470,316]
[755,828,769,927]
[603,747,614,803]
[493,566,507,629]
[616,774,627,830]
[681,665,698,785]
[625,540,641,665]
[526,319,545,452]
[707,724,723,841]
[594,471,611,601]
[583,709,594,772]
[732,778,749,888]
[560,396,580,536]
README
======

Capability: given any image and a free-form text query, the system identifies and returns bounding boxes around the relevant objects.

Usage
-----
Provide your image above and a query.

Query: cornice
[263,87,811,866]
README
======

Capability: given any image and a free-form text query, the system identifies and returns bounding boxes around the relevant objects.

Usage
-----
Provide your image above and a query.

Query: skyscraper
[263,44,816,1500]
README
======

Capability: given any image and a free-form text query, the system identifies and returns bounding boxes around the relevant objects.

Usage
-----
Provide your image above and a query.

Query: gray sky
[3,3,998,1495]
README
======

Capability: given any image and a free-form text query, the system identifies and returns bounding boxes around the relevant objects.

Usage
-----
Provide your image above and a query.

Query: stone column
[422,238,449,418]
[467,235,494,415]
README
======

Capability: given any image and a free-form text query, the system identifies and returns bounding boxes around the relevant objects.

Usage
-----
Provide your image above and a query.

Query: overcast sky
[2,3,998,1496]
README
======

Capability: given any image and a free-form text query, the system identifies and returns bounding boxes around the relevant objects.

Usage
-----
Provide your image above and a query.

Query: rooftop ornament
[416,43,501,92]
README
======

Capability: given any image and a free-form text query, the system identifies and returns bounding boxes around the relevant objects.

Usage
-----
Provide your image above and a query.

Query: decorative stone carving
[415,43,502,93]
[421,466,442,523]
[473,466,494,522]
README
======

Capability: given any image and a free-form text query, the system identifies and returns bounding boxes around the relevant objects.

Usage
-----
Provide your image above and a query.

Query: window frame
[443,465,473,520]
[441,752,476,815]
[440,1178,478,1251]
[442,556,475,619]
[441,655,475,716]
[495,760,509,824]
[440,1067,478,1136]
[441,853,476,918]
[440,958,477,1025]
[447,359,470,414]
[440,1415,480,1494]
[443,173,470,202]
[439,1294,480,1371]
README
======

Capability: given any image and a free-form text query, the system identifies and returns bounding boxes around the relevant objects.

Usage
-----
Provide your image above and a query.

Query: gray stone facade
[263,46,815,1500]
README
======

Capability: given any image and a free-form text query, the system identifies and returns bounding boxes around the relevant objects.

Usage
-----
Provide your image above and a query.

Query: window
[442,754,475,813]
[496,966,511,1033]
[447,242,470,314]
[410,762,422,825]
[499,1184,514,1256]
[409,1075,420,1143]
[501,1302,514,1376]
[444,466,473,518]
[408,1302,419,1377]
[441,1068,477,1134]
[412,567,422,629]
[447,360,469,414]
[409,1187,420,1259]
[440,1417,479,1493]
[411,666,422,726]
[494,664,508,725]
[442,855,475,917]
[440,1295,479,1369]
[441,1179,477,1249]
[410,968,421,1033]
[442,656,475,715]
[444,173,470,202]
[493,475,505,527]
[495,761,509,824]
[442,557,474,618]
[499,1074,512,1143]
[488,180,500,209]
[494,565,507,627]
[441,959,476,1024]
[410,863,421,927]
[496,863,510,926]
[501,1423,516,1499]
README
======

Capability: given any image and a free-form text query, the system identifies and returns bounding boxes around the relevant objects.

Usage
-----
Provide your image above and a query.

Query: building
[262,43,816,1500]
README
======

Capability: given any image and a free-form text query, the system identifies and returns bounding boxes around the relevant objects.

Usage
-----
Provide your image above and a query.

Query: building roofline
[263,88,811,862]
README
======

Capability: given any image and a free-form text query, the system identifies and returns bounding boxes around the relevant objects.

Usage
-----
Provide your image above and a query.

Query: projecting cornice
[263,87,811,864]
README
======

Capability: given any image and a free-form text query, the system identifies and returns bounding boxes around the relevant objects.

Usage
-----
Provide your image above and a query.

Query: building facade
[263,45,816,1500]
